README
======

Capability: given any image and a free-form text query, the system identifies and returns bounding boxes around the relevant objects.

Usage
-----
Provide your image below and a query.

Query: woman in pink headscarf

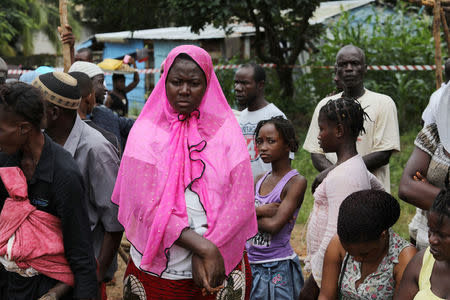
[112,45,257,299]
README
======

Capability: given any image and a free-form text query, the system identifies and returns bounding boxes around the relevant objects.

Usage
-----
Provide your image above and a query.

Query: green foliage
[295,4,438,132]
[166,0,323,99]
[0,0,81,56]
[71,0,174,32]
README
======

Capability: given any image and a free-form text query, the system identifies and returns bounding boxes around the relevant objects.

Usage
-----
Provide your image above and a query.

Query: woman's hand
[38,283,72,300]
[413,171,428,183]
[256,203,280,218]
[192,244,225,295]
[38,292,57,300]
[176,229,226,294]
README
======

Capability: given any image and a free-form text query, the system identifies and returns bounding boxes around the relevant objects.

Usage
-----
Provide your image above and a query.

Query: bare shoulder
[400,248,426,279]
[326,234,346,260]
[284,173,307,194]
[287,173,307,187]
[398,246,418,264]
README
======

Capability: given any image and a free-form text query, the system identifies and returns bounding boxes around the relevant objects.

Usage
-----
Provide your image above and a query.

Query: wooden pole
[441,9,450,55]
[59,0,71,72]
[434,0,443,88]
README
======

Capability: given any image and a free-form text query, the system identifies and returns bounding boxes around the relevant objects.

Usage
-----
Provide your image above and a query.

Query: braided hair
[337,190,400,244]
[319,97,369,139]
[254,116,299,152]
[429,168,450,224]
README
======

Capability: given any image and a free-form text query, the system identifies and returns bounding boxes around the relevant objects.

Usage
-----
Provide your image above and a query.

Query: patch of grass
[293,128,420,239]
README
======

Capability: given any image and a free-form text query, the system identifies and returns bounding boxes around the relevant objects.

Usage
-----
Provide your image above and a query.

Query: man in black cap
[32,72,123,297]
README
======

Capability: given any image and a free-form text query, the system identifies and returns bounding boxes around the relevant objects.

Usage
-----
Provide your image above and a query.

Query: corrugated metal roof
[85,0,374,43]
[310,0,374,24]
[93,24,256,43]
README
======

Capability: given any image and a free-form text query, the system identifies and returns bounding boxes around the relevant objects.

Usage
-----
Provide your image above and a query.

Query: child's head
[318,97,368,151]
[427,170,450,261]
[337,190,400,262]
[254,116,298,162]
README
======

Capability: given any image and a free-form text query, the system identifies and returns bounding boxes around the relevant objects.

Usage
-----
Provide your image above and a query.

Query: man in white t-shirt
[303,45,400,193]
[235,63,292,178]
[422,58,450,126]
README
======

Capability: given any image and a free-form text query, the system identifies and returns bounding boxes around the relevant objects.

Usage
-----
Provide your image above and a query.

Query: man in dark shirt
[0,136,98,300]
[0,81,97,300]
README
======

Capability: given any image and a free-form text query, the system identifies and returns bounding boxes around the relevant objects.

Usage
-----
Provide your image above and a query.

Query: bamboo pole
[59,0,71,72]
[441,9,450,54]
[434,0,443,88]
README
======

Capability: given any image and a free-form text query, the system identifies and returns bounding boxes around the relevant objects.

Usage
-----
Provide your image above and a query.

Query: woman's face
[0,106,27,155]
[255,123,289,163]
[317,112,338,153]
[165,57,207,115]
[341,233,387,263]
[428,211,450,261]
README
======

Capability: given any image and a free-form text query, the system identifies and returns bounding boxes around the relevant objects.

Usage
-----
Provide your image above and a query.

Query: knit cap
[32,72,81,110]
[68,61,103,78]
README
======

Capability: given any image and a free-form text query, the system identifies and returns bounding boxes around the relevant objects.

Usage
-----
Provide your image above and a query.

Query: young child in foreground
[246,116,307,300]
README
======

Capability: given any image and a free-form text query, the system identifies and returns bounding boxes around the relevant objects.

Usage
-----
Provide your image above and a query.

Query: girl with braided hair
[397,171,450,300]
[300,97,383,299]
[319,190,416,300]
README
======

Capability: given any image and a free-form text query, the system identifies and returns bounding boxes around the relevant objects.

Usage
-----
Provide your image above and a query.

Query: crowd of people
[0,41,448,300]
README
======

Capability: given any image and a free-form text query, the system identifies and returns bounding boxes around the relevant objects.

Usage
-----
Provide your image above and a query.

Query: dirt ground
[106,224,307,300]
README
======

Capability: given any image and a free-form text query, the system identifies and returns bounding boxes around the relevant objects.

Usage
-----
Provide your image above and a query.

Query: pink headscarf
[112,45,257,276]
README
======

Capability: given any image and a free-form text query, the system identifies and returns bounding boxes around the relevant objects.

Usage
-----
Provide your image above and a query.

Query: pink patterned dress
[306,155,382,286]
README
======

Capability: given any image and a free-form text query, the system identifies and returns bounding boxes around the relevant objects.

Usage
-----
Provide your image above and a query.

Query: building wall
[102,40,146,111]
[153,40,199,84]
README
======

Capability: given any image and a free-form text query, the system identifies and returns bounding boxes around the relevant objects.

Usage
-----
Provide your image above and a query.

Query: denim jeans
[250,256,304,300]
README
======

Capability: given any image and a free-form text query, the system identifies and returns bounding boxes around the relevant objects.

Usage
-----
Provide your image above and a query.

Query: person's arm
[398,147,440,210]
[257,175,306,235]
[393,246,418,294]
[311,153,333,172]
[318,235,346,300]
[89,150,123,282]
[38,283,71,300]
[118,115,135,140]
[124,57,140,93]
[254,173,281,218]
[58,25,75,65]
[394,250,424,300]
[362,150,393,172]
[55,172,98,299]
[175,228,225,293]
[97,231,123,282]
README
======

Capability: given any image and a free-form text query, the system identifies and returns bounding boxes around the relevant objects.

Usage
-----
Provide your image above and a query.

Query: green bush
[294,4,439,133]
[216,4,440,134]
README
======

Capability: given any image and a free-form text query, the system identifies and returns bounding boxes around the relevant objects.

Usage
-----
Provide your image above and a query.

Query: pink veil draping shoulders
[112,45,257,276]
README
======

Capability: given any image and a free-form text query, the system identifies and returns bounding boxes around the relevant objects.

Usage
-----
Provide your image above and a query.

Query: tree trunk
[275,66,294,100]
[59,0,71,72]
[433,0,443,89]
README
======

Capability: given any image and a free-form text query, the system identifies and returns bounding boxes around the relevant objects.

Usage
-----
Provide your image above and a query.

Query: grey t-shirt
[238,103,293,179]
